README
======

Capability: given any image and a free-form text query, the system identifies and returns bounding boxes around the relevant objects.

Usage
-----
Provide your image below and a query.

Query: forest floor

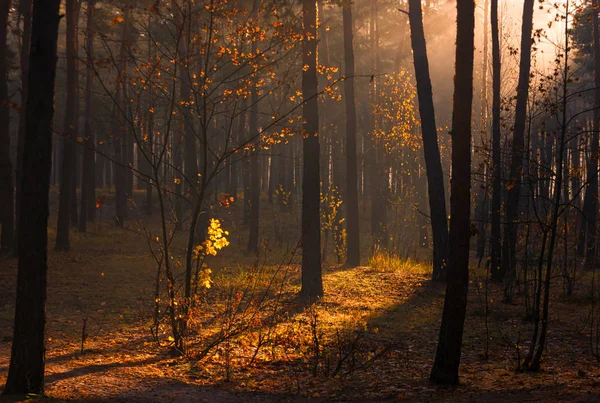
[1,191,600,402]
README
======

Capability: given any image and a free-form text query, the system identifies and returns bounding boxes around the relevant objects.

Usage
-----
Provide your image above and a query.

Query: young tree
[501,0,535,288]
[80,0,97,232]
[582,0,600,271]
[430,0,475,385]
[342,0,360,267]
[407,0,449,281]
[14,0,33,255]
[300,0,323,300]
[247,0,260,254]
[55,0,80,250]
[490,0,502,281]
[0,0,14,252]
[2,0,62,393]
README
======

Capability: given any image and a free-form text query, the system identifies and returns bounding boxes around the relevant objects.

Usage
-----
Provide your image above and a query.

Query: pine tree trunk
[342,0,360,267]
[300,0,323,300]
[0,0,14,252]
[2,0,61,393]
[113,9,130,226]
[80,0,96,232]
[408,0,449,281]
[14,0,32,256]
[55,0,79,250]
[247,0,260,254]
[490,0,502,281]
[430,0,475,385]
[501,0,534,284]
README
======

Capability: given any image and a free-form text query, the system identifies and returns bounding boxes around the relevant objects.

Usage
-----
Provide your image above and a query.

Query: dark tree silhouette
[407,0,449,281]
[0,0,14,252]
[430,0,475,385]
[55,0,80,250]
[14,0,32,255]
[80,0,97,232]
[583,0,600,271]
[300,0,323,300]
[501,0,534,288]
[2,0,62,393]
[490,0,502,280]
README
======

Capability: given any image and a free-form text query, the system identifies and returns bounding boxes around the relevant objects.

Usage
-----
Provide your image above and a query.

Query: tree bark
[247,0,260,254]
[113,9,130,226]
[501,0,535,284]
[14,0,32,256]
[408,0,449,281]
[490,0,502,281]
[583,0,600,271]
[0,0,14,252]
[430,0,475,385]
[300,0,323,300]
[55,0,80,250]
[2,0,61,393]
[342,0,360,267]
[80,0,96,232]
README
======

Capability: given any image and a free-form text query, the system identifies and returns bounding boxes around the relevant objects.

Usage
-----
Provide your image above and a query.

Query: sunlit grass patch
[368,248,431,276]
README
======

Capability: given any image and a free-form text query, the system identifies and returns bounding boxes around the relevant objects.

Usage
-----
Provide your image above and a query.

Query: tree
[501,0,535,288]
[247,0,260,254]
[582,0,600,271]
[490,0,502,281]
[300,0,323,300]
[55,0,80,250]
[80,0,97,232]
[2,0,62,393]
[430,0,475,385]
[407,0,449,281]
[342,0,360,267]
[14,0,33,256]
[113,8,131,226]
[0,0,14,252]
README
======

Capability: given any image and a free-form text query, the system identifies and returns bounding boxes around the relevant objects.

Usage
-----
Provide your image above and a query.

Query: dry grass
[1,195,600,401]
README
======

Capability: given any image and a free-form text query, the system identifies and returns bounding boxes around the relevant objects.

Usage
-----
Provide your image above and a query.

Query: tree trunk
[342,0,360,267]
[501,0,534,284]
[0,0,14,252]
[490,0,502,281]
[80,0,96,232]
[2,0,61,393]
[14,0,32,256]
[430,0,475,385]
[583,0,600,271]
[408,0,449,281]
[113,9,130,226]
[55,0,79,250]
[247,0,260,254]
[300,0,323,300]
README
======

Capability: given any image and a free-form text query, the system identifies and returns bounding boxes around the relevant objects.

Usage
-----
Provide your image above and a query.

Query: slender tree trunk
[408,0,450,281]
[0,0,14,252]
[247,0,260,254]
[300,0,323,300]
[14,0,32,256]
[430,0,475,385]
[2,0,61,392]
[113,9,130,226]
[490,0,502,280]
[583,0,600,271]
[343,0,360,267]
[55,0,80,250]
[501,0,534,284]
[80,0,96,232]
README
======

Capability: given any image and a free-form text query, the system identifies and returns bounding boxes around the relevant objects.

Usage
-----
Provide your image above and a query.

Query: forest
[1,0,600,400]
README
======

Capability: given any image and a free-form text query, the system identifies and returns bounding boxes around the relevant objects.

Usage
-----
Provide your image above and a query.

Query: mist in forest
[1,0,600,400]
